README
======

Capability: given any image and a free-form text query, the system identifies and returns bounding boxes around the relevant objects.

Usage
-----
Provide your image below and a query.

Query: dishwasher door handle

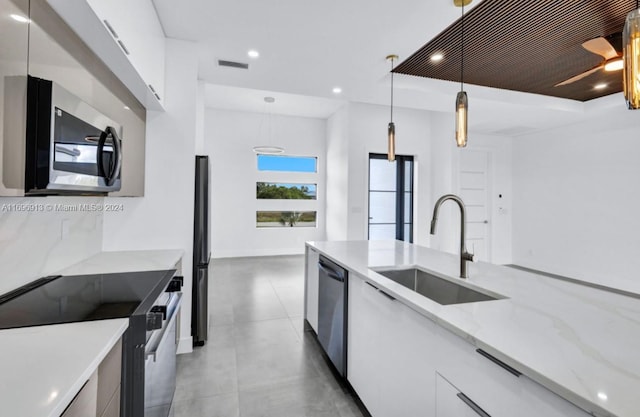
[318,262,345,282]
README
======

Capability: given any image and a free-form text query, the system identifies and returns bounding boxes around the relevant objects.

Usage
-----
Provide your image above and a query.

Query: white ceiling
[152,0,631,133]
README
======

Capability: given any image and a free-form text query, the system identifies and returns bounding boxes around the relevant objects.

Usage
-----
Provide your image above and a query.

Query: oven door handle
[145,293,182,362]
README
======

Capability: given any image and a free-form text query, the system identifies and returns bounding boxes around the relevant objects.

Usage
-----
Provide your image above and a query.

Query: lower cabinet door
[436,373,489,417]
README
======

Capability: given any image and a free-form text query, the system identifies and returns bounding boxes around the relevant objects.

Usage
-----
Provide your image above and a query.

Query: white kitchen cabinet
[434,322,591,417]
[304,247,320,332]
[344,273,591,417]
[87,0,165,104]
[348,274,438,417]
[47,0,165,110]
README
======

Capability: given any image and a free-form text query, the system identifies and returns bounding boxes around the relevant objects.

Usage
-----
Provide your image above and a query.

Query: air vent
[218,60,249,70]
[489,126,538,137]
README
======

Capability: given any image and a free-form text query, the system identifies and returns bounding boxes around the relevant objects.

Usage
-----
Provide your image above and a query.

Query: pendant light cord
[390,57,395,123]
[460,2,465,92]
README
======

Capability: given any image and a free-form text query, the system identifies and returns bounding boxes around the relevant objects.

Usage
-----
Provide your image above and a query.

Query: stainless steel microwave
[24,76,122,195]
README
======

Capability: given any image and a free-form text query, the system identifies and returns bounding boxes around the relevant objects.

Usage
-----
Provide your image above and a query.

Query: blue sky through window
[257,155,317,172]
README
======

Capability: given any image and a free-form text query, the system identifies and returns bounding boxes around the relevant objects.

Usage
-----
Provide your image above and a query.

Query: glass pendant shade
[388,122,396,161]
[455,91,468,147]
[623,9,640,110]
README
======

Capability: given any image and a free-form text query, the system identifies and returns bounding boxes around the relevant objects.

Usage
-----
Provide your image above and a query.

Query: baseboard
[177,336,193,354]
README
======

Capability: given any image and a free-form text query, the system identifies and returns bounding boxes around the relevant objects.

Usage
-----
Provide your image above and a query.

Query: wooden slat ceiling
[394,0,638,102]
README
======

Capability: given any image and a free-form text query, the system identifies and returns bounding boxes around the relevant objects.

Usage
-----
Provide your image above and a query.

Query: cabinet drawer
[435,326,590,417]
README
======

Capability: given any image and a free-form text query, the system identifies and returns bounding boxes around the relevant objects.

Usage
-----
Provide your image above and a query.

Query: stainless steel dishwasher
[318,255,348,377]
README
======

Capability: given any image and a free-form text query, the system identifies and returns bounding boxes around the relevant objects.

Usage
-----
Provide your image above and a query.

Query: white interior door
[459,150,491,262]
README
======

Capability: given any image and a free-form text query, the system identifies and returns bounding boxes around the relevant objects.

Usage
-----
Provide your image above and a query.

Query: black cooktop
[0,270,175,330]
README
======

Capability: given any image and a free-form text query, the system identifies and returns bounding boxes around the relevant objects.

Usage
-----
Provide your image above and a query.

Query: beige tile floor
[169,255,365,417]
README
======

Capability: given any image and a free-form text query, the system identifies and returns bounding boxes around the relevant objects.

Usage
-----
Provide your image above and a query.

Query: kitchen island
[305,240,640,417]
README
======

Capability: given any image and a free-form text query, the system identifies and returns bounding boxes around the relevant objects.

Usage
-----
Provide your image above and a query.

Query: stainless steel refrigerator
[192,155,210,346]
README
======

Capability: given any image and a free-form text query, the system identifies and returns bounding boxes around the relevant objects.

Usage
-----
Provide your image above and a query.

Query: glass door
[368,154,414,242]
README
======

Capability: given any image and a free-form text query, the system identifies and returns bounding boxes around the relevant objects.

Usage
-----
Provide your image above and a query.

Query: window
[257,155,317,173]
[256,182,317,200]
[256,211,317,228]
[255,154,319,229]
[368,153,414,242]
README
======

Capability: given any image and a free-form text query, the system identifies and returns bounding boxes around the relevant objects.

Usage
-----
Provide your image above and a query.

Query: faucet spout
[430,194,474,279]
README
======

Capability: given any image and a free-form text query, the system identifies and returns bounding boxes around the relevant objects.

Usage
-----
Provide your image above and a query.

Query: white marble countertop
[307,240,640,417]
[0,319,128,417]
[56,249,183,276]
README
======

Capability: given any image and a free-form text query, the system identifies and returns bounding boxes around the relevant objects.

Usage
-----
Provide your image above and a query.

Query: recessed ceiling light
[248,50,260,58]
[10,14,30,23]
[123,106,130,110]
[332,87,342,94]
[431,53,444,62]
[594,83,608,90]
[597,392,608,401]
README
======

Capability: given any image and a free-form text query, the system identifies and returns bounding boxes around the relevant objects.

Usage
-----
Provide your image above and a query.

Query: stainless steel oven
[25,75,122,195]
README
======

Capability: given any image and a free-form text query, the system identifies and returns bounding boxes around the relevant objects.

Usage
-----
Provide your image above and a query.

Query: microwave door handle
[106,126,122,185]
[97,130,107,180]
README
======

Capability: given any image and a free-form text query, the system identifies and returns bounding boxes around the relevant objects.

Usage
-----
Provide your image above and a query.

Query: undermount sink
[373,267,504,305]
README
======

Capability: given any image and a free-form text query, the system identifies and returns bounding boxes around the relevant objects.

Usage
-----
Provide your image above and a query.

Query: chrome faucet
[430,194,474,279]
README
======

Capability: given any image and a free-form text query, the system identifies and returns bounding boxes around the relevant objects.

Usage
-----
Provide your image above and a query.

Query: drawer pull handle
[457,392,491,417]
[476,349,522,377]
[103,19,118,38]
[377,289,396,301]
[117,40,130,55]
[364,281,395,301]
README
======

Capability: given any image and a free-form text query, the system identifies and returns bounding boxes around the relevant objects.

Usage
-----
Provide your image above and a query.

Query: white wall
[326,105,349,241]
[512,106,640,293]
[103,39,199,352]
[205,108,327,258]
[324,102,513,258]
[343,102,432,245]
[428,113,513,264]
[0,196,103,295]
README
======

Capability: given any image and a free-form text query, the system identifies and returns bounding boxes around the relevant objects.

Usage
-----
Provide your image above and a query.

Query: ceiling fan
[555,34,623,86]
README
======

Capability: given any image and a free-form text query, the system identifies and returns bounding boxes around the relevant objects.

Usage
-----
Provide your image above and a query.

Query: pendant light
[455,0,469,147]
[624,0,640,109]
[387,54,398,162]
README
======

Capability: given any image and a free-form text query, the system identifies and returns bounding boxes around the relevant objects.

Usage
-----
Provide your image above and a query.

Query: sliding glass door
[368,153,414,242]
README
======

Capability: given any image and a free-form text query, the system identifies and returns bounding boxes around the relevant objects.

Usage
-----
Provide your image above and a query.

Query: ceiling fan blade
[582,37,619,60]
[554,65,604,87]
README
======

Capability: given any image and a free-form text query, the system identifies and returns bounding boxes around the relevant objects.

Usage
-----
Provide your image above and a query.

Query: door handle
[318,262,344,282]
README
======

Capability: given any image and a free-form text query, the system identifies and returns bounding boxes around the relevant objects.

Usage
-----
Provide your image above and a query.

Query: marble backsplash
[0,196,104,295]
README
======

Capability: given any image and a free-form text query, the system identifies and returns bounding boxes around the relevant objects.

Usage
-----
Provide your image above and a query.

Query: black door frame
[367,153,414,243]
